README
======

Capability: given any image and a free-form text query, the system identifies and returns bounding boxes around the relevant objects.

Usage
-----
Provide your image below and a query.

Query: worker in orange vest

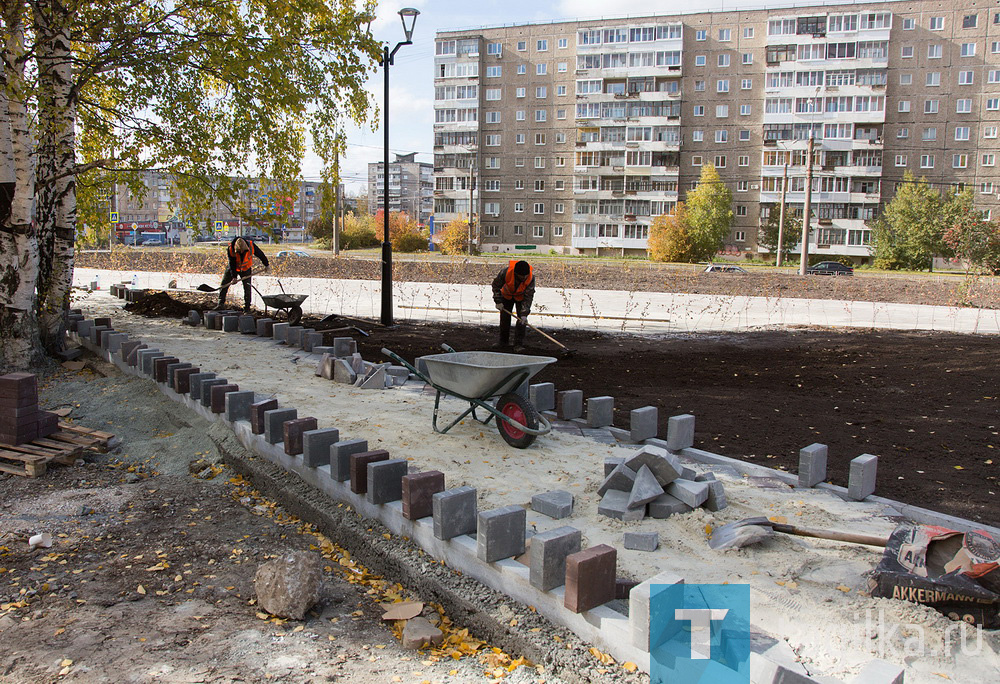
[491,260,535,352]
[215,237,269,311]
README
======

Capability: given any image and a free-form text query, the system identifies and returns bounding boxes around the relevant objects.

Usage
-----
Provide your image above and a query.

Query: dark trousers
[498,298,529,345]
[218,267,252,309]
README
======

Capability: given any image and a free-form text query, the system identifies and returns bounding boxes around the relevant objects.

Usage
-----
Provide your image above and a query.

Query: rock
[254,551,323,620]
[401,616,444,649]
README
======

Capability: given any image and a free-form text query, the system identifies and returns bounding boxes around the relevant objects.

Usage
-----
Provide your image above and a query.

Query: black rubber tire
[496,392,539,449]
[287,305,303,326]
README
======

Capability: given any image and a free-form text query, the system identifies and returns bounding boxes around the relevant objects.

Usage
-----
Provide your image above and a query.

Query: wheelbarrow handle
[381,348,429,384]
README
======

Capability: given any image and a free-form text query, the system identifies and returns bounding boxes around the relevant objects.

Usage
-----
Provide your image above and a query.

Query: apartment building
[368,152,435,224]
[434,1,1000,260]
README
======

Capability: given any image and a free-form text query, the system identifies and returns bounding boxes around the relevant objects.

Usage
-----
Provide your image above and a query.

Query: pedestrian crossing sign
[214,220,224,230]
[110,212,119,223]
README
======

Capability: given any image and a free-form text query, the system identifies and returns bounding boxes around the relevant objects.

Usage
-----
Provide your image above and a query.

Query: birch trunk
[0,3,43,371]
[34,0,75,355]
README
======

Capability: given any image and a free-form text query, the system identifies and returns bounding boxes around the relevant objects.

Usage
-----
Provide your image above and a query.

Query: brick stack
[0,373,59,445]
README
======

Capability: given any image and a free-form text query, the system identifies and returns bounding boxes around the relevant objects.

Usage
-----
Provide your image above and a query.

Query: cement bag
[868,523,1000,628]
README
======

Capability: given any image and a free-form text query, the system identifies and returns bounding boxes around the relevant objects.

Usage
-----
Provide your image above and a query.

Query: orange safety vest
[500,260,533,301]
[229,241,253,272]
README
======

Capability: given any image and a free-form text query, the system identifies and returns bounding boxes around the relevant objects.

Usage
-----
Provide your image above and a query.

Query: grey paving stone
[555,390,583,420]
[623,532,659,552]
[238,315,256,334]
[203,311,219,329]
[414,356,430,378]
[90,325,108,345]
[529,526,582,591]
[222,315,239,332]
[140,350,164,376]
[225,391,256,422]
[666,414,696,451]
[366,458,408,504]
[255,318,274,338]
[798,443,829,488]
[285,326,305,347]
[694,471,717,482]
[106,333,128,354]
[357,367,386,390]
[648,493,692,519]
[333,359,357,384]
[581,428,617,445]
[166,362,191,387]
[312,346,334,356]
[76,320,94,338]
[666,479,710,508]
[848,453,878,501]
[477,505,526,563]
[705,480,728,512]
[629,406,658,442]
[302,428,340,468]
[529,382,555,412]
[530,490,574,519]
[187,310,202,326]
[188,372,217,402]
[604,456,625,476]
[623,445,683,486]
[199,378,227,407]
[598,462,637,496]
[627,465,665,510]
[318,354,335,379]
[297,328,315,350]
[586,396,614,428]
[272,322,290,342]
[681,466,697,481]
[432,486,477,541]
[330,439,368,481]
[304,332,323,352]
[598,490,645,522]
[385,366,409,386]
[333,337,357,358]
[263,408,297,445]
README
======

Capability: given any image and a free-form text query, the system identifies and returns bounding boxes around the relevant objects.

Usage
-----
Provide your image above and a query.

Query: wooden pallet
[0,423,116,477]
[0,448,48,477]
[56,422,115,452]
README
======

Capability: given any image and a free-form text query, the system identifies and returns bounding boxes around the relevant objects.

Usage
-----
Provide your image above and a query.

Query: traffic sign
[214,220,224,230]
[110,211,119,223]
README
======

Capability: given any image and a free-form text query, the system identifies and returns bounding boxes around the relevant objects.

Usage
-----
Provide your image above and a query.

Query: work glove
[495,301,504,312]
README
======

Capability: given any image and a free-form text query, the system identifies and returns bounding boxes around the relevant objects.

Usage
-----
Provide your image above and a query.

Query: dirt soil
[0,363,589,684]
[77,250,1000,309]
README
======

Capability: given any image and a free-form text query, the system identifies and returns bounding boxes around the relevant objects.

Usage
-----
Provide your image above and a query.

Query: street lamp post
[380,7,420,326]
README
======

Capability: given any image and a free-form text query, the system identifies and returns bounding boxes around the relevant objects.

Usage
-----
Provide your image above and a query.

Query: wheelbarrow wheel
[496,392,539,449]
[287,305,303,326]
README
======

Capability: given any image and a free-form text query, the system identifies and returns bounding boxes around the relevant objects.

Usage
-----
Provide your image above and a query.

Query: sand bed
[77,293,1000,683]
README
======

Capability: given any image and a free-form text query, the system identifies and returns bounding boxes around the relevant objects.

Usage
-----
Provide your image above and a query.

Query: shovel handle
[501,308,571,352]
[772,523,888,547]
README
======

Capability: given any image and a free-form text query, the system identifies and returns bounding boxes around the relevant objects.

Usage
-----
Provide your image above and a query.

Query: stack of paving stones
[597,444,727,521]
[0,373,59,445]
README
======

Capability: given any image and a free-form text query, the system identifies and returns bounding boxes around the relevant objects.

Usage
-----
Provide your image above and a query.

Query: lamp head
[398,7,419,42]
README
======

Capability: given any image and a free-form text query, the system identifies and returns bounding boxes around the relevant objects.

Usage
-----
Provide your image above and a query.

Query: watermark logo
[649,583,751,683]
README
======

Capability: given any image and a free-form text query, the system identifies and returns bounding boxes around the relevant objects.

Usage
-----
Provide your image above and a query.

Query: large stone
[333,337,357,358]
[477,506,526,563]
[222,315,239,333]
[304,331,323,352]
[531,490,574,519]
[666,479,710,508]
[272,322,290,343]
[666,414,695,451]
[256,318,274,337]
[330,439,368,481]
[302,428,340,468]
[629,406,658,442]
[604,456,625,476]
[253,551,323,620]
[239,315,257,334]
[564,544,616,613]
[623,445,683,486]
[705,480,728,512]
[598,490,645,522]
[153,356,180,383]
[586,396,614,428]
[333,359,357,384]
[432,486,477,540]
[357,367,386,390]
[187,372,216,401]
[210,383,239,414]
[366,458,408,504]
[529,526,581,592]
[199,378,228,407]
[283,417,318,455]
[263,408,297,444]
[529,382,556,412]
[556,390,583,420]
[849,454,878,501]
[166,362,191,388]
[597,462,637,496]
[225,391,256,422]
[402,470,445,520]
[627,465,665,510]
[623,531,659,552]
[401,617,444,650]
[648,493,692,519]
[798,443,828,488]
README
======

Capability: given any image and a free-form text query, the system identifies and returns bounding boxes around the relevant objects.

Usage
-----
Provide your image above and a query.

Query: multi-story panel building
[434,2,1000,261]
[368,152,434,224]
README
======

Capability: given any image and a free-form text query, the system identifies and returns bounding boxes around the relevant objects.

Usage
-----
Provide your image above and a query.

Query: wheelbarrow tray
[421,351,557,399]
[261,293,308,308]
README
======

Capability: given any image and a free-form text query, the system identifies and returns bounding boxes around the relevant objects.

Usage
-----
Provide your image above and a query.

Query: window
[515,157,524,167]
[714,155,726,168]
[982,182,994,194]
[695,29,706,41]
[920,155,934,168]
[959,71,974,85]
[534,133,546,145]
[483,225,498,238]
[895,154,907,167]
[738,155,749,167]
[484,180,500,192]
[715,130,728,143]
[963,14,978,29]
[695,55,706,66]
[513,225,523,235]
[536,63,547,75]
[740,104,751,116]
[557,62,567,73]
[554,201,564,212]
[517,40,526,51]
[926,72,940,87]
[901,46,913,58]
[533,202,544,214]
[922,127,937,141]
[695,80,705,91]
[741,52,753,65]
[737,180,749,191]
[537,39,548,51]
[535,109,546,122]
[516,87,526,98]
[536,86,547,98]
[719,28,731,41]
[924,100,939,114]
[993,41,1000,54]
[953,154,968,169]
[739,130,750,141]
[903,18,915,30]
[955,127,971,141]
[961,43,976,57]
[485,134,501,146]
[957,99,972,114]
[735,205,747,217]
[691,155,703,166]
[556,85,566,96]
[991,71,1000,84]
[556,109,566,121]
[486,66,501,78]
[487,42,502,56]
[743,27,754,38]
[486,88,501,101]
[716,79,730,93]
[532,225,544,238]
[486,157,500,169]
[555,133,566,144]
[984,126,998,138]
[517,64,526,75]
[484,202,500,215]
[929,17,943,31]
[515,180,524,190]
[693,105,705,116]
[983,154,996,166]
[899,73,912,85]
[928,45,942,59]
[989,98,1000,111]
[485,111,501,123]
[515,110,525,121]
[514,202,524,213]
[558,38,568,49]
[691,130,704,142]
[534,156,544,168]
[741,79,752,90]
[718,54,730,67]
[897,127,909,139]
[898,100,910,113]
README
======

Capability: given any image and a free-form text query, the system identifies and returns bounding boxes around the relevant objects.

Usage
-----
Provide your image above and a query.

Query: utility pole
[335,183,343,255]
[468,164,475,255]
[776,164,788,268]
[799,133,815,276]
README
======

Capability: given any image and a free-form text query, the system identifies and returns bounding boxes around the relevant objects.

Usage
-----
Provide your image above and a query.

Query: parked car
[142,239,164,246]
[806,261,854,276]
[276,250,311,257]
[703,263,748,274]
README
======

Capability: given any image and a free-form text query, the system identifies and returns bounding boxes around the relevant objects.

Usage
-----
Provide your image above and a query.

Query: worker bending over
[491,259,535,352]
[216,237,269,312]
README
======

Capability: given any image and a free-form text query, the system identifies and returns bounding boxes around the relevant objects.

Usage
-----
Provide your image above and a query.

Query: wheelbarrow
[382,345,556,448]
[261,293,308,326]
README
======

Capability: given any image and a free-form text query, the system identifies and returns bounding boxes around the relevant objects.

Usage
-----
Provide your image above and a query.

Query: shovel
[196,270,256,293]
[501,308,575,358]
[709,516,889,551]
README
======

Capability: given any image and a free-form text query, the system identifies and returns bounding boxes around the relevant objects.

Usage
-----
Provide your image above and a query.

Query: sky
[316,0,821,193]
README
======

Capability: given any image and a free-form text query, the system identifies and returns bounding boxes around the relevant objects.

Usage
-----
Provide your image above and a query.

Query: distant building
[368,152,434,224]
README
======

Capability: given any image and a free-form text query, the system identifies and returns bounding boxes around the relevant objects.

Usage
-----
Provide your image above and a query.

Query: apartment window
[961,43,976,57]
[487,42,502,56]
[557,62,567,73]
[692,130,704,142]
[484,180,500,192]
[555,134,566,145]
[486,66,502,78]
[953,154,968,169]
[556,85,567,96]
[714,155,727,168]
[741,79,752,90]
[895,154,907,167]
[692,155,703,166]
[534,157,544,168]
[743,27,754,38]
[922,127,937,141]
[695,29,706,41]
[517,64,526,75]
[558,38,568,49]
[531,86,545,99]
[693,105,705,116]
[484,203,500,215]
[955,127,970,141]
[898,100,910,113]
[483,225,498,237]
[926,72,940,87]
[553,225,564,237]
[927,45,942,59]
[963,14,978,28]
[514,202,524,213]
[515,110,525,121]
[738,155,749,167]
[515,180,524,190]
[715,130,728,143]
[993,41,1000,54]
[516,87,526,98]
[534,180,545,192]
[554,201,564,212]
[536,63,547,75]
[513,225,523,235]
[989,98,1000,111]
[983,182,994,194]
[984,126,998,138]
[739,130,750,141]
[901,46,913,58]
[736,205,747,217]
[959,71,974,85]
[740,104,751,116]
[899,74,912,85]
[719,29,731,41]
[991,71,1000,84]
[532,225,544,238]
[718,54,730,67]
[535,109,546,122]
[535,133,546,144]
[486,157,500,169]
[537,39,548,51]
[924,100,939,114]
[929,17,943,30]
[695,55,706,66]
[716,104,732,119]
[556,109,566,121]
[515,157,524,167]
[717,79,730,93]
[903,18,915,30]
[920,155,934,168]
[485,134,501,146]
[957,99,972,114]
[897,127,909,139]
[533,202,544,214]
[695,80,705,91]
[486,88,501,101]
[485,111,501,123]
[513,133,525,145]
[983,154,996,166]
[517,41,526,51]
[741,52,753,65]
